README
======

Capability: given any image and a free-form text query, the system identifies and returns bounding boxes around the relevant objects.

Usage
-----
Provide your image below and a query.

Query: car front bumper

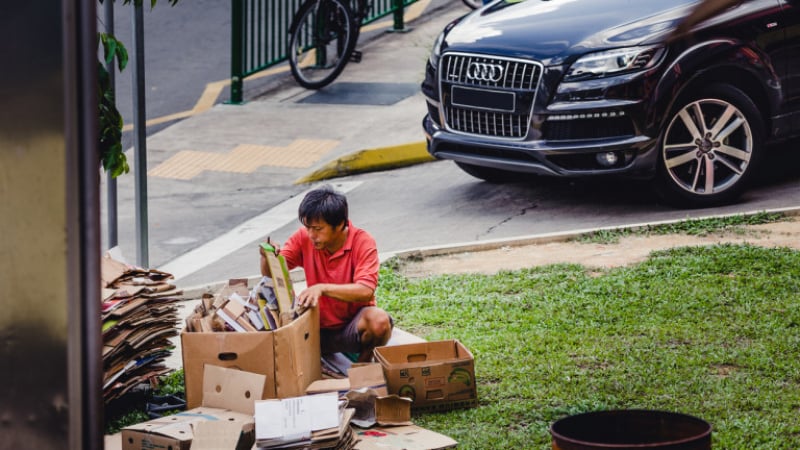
[423,112,660,179]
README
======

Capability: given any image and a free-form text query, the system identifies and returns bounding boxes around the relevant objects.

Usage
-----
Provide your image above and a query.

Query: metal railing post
[132,2,149,267]
[104,0,119,248]
[230,0,244,104]
[392,0,406,31]
[228,0,419,100]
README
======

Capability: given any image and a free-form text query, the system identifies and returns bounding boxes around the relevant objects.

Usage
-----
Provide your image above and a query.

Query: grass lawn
[378,243,800,449]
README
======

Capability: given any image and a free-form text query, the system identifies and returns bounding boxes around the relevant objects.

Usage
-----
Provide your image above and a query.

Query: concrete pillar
[0,1,102,448]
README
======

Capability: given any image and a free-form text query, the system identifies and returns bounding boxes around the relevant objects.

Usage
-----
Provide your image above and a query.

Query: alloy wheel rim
[662,98,753,196]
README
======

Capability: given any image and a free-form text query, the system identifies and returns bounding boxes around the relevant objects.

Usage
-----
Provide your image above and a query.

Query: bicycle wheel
[288,0,357,89]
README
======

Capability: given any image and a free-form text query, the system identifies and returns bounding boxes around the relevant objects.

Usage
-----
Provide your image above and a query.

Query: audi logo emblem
[466,62,504,82]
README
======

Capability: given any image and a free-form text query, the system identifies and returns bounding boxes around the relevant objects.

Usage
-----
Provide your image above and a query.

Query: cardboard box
[374,340,477,412]
[306,362,409,427]
[181,306,321,409]
[121,365,263,450]
[305,362,388,396]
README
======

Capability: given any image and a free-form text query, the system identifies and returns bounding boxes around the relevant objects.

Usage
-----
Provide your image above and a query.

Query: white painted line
[161,181,363,281]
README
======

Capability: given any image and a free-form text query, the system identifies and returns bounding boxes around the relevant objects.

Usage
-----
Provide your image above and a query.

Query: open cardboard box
[181,302,321,408]
[306,363,412,427]
[374,339,477,412]
[121,365,263,450]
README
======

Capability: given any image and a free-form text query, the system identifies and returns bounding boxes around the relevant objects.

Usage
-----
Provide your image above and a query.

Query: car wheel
[455,162,526,183]
[654,83,764,207]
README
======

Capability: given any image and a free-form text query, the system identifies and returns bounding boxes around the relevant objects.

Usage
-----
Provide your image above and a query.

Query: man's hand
[296,284,326,309]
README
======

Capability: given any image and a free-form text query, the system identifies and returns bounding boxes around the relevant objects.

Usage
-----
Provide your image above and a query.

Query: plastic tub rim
[549,409,712,449]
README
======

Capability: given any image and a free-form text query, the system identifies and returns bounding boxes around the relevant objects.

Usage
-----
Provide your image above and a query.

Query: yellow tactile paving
[148,139,339,180]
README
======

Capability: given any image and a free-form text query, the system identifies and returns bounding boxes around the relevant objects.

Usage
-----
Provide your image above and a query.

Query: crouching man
[260,185,392,362]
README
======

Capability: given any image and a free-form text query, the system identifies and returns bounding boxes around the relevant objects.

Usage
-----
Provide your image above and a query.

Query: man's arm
[295,282,374,309]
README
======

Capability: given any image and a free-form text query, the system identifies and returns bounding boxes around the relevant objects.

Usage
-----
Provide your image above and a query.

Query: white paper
[255,400,284,440]
[254,393,340,444]
[247,310,265,330]
[280,396,312,442]
[308,393,339,430]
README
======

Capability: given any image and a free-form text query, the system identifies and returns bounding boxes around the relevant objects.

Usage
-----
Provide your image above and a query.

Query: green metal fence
[230,0,420,103]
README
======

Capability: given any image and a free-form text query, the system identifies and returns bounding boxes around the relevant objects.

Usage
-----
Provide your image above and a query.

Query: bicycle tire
[287,0,357,89]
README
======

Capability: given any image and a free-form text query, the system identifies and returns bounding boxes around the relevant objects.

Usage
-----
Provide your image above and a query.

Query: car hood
[443,0,700,65]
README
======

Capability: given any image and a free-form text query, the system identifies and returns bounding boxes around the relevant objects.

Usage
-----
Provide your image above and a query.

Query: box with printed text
[374,339,477,412]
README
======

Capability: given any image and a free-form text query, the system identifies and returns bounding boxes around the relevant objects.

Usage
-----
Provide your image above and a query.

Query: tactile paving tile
[148,139,339,180]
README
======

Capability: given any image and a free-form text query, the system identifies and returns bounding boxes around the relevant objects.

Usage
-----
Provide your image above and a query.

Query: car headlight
[429,18,462,70]
[429,29,447,70]
[564,45,664,81]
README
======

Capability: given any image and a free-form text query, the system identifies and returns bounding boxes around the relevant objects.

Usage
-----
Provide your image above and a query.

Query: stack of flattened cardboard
[101,252,182,403]
[254,393,357,450]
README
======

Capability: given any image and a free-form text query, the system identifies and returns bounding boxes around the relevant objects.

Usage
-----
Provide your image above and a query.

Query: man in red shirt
[259,186,393,362]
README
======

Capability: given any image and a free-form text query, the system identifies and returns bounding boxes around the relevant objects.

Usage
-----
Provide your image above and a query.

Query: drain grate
[298,82,418,106]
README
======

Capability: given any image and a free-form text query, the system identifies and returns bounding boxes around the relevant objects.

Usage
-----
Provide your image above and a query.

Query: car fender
[651,38,781,133]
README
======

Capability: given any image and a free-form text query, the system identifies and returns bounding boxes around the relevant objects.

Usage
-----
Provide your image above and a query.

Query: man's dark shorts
[320,306,393,355]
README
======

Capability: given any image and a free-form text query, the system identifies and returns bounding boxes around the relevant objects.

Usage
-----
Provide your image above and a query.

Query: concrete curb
[295,141,434,184]
[381,205,800,261]
[177,206,800,300]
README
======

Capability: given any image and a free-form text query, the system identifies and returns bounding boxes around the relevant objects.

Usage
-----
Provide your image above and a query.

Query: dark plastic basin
[550,409,712,449]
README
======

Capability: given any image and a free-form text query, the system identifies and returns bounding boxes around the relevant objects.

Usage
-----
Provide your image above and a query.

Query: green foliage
[105,410,150,435]
[96,0,179,178]
[104,369,186,435]
[575,212,786,244]
[98,33,129,178]
[155,369,185,396]
[379,243,800,449]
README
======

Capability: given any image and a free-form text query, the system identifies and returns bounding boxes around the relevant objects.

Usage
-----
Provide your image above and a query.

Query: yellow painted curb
[295,141,435,184]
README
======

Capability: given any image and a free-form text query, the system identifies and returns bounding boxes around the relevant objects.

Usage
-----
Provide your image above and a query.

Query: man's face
[304,218,346,252]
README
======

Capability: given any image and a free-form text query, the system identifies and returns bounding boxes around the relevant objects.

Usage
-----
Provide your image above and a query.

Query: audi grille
[438,53,542,139]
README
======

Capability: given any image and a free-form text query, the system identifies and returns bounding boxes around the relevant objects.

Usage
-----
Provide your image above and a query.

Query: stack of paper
[101,252,182,403]
[255,393,357,449]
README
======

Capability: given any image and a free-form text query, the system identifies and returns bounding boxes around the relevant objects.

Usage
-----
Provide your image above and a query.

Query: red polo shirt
[280,221,379,329]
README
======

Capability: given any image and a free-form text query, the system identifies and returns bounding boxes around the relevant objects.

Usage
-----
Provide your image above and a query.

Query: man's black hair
[298,185,348,229]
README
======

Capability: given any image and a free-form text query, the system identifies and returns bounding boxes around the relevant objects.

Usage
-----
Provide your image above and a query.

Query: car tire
[455,162,526,183]
[654,83,764,208]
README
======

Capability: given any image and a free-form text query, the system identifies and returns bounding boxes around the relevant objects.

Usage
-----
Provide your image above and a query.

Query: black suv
[421,0,800,207]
